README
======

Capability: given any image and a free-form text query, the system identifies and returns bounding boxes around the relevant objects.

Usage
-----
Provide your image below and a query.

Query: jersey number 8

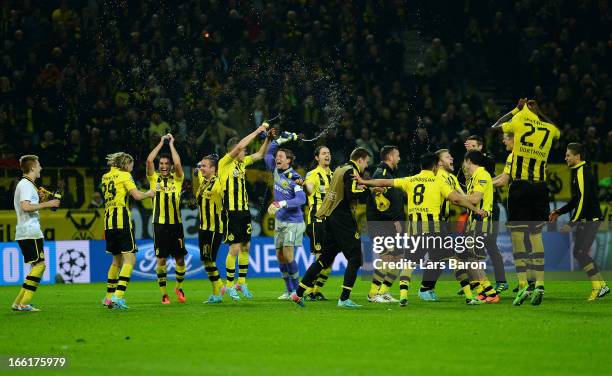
[413,184,425,205]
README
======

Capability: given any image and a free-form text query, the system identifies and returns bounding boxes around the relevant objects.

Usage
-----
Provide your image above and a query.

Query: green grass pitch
[1,273,610,376]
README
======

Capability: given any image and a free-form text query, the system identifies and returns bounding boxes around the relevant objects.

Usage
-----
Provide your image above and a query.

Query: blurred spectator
[0,0,607,213]
[355,128,380,167]
[88,191,104,209]
[37,130,62,165]
[65,129,86,165]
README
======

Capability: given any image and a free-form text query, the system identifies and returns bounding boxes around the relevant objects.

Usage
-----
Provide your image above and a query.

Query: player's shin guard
[204,261,222,295]
[313,267,331,294]
[297,260,324,298]
[369,269,385,297]
[175,263,186,289]
[511,230,529,288]
[156,265,167,296]
[114,264,133,298]
[106,264,120,299]
[225,253,236,288]
[238,251,249,285]
[19,262,45,306]
[529,232,545,287]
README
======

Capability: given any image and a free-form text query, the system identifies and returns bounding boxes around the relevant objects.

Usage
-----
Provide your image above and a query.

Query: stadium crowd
[0,0,610,209]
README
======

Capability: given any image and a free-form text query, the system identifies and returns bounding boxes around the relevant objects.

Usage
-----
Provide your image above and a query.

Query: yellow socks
[175,263,186,289]
[238,251,249,285]
[454,268,473,299]
[399,268,413,300]
[481,279,497,296]
[583,263,604,290]
[380,271,398,295]
[369,269,385,296]
[156,265,167,296]
[511,230,529,288]
[313,267,330,294]
[19,262,45,306]
[529,232,545,287]
[106,264,120,299]
[225,253,236,288]
[204,261,222,295]
[114,263,133,299]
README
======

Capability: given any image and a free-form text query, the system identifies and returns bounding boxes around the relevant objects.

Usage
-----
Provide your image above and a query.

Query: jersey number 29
[101,181,117,201]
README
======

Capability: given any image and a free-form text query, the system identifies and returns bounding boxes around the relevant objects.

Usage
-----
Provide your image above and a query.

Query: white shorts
[274,220,306,248]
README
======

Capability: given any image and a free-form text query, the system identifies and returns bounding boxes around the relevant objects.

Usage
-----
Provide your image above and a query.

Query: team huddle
[10,99,609,311]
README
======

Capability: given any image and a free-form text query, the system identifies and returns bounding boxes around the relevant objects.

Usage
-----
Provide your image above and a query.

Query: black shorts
[225,211,252,245]
[105,228,137,255]
[406,226,454,263]
[17,238,45,264]
[507,180,550,229]
[199,230,222,262]
[305,221,325,254]
[153,223,187,259]
[317,213,363,267]
[574,221,600,255]
[367,221,405,256]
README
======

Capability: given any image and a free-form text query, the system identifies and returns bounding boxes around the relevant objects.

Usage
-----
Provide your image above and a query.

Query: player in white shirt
[11,155,60,312]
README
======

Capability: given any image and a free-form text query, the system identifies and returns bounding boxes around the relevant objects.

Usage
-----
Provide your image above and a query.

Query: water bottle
[51,189,62,212]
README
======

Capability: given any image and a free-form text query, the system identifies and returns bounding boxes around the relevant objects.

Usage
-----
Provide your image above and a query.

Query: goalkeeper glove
[267,201,287,215]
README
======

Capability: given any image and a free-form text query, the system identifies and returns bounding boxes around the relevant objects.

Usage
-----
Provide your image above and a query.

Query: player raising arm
[355,171,487,217]
[492,99,560,306]
[219,123,273,300]
[492,133,514,188]
[355,153,488,306]
[146,134,188,305]
[264,131,306,300]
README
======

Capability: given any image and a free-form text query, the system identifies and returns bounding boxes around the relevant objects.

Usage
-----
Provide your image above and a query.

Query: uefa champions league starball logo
[133,242,204,279]
[58,248,87,282]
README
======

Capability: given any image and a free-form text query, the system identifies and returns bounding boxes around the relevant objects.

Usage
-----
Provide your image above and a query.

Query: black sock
[296,260,324,297]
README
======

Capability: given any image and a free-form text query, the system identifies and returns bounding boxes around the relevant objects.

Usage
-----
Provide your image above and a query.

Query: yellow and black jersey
[304,165,331,224]
[557,161,602,222]
[148,172,184,225]
[197,174,224,233]
[503,153,513,175]
[437,169,462,222]
[101,167,137,230]
[466,167,494,233]
[393,170,453,234]
[217,154,253,212]
[502,107,560,182]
